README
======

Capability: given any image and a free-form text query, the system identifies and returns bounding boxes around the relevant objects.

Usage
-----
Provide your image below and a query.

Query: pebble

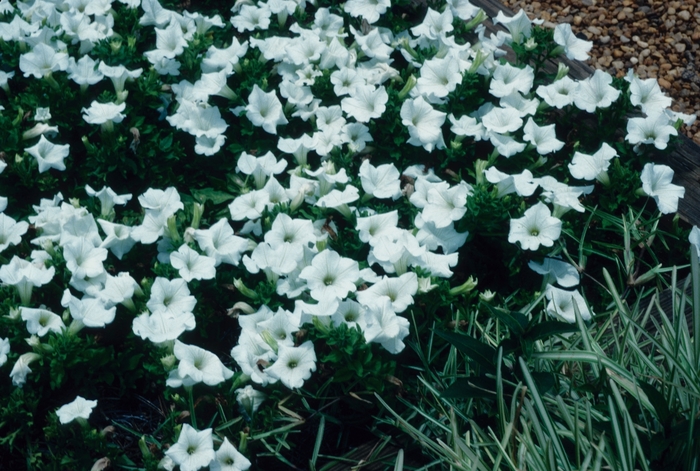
[613,50,624,58]
[659,78,672,89]
[573,15,582,26]
[588,26,602,35]
[600,35,611,44]
[678,10,691,21]
[620,35,630,43]
[613,60,625,69]
[675,43,687,53]
[630,57,639,64]
[640,48,651,57]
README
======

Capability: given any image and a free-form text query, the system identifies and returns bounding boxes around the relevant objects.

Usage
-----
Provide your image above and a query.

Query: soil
[497,0,700,144]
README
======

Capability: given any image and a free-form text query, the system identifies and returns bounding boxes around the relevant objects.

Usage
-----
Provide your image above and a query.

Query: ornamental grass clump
[0,0,698,469]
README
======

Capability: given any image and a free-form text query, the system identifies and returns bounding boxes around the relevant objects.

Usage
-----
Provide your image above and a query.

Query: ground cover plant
[0,0,698,469]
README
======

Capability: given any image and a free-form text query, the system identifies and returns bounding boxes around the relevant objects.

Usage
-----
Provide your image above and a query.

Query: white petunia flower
[625,112,677,150]
[356,272,418,313]
[167,340,234,388]
[627,75,672,114]
[165,424,216,471]
[528,257,580,288]
[400,96,446,152]
[85,184,132,218]
[231,4,271,32]
[573,70,621,113]
[61,290,116,328]
[416,56,462,99]
[449,114,486,141]
[489,63,534,98]
[0,213,29,253]
[493,9,532,44]
[56,396,97,424]
[265,341,317,390]
[170,244,217,282]
[19,43,69,79]
[481,106,523,134]
[210,437,251,471]
[344,0,390,23]
[245,85,288,134]
[484,167,538,197]
[299,249,360,301]
[359,160,401,200]
[538,176,594,216]
[545,285,592,322]
[24,135,69,173]
[508,202,562,251]
[341,85,388,123]
[522,118,564,155]
[422,181,471,228]
[10,352,40,387]
[20,307,65,337]
[363,298,410,354]
[490,132,526,157]
[553,23,592,61]
[640,163,685,214]
[236,151,287,189]
[568,142,617,184]
[0,338,9,367]
[536,77,579,109]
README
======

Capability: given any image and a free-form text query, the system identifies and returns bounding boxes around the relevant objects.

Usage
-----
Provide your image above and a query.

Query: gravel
[498,0,700,143]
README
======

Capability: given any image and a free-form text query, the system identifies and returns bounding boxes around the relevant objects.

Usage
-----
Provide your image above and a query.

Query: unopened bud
[449,276,478,296]
[233,278,259,300]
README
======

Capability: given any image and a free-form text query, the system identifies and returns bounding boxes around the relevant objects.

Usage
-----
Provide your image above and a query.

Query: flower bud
[233,278,259,300]
[227,302,255,317]
[138,435,152,458]
[260,330,278,354]
[449,276,478,296]
[398,75,417,100]
[523,37,537,51]
[554,62,570,81]
[236,385,266,420]
[464,9,487,31]
[91,458,111,471]
[479,290,496,303]
[166,215,181,244]
[160,354,176,370]
[417,277,438,293]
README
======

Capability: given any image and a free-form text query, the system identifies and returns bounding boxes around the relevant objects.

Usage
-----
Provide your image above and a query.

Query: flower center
[287,360,298,369]
[530,229,539,236]
[323,275,335,286]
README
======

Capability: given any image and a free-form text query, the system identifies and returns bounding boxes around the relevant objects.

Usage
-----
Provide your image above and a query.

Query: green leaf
[432,329,496,373]
[159,133,173,150]
[525,320,579,341]
[191,188,236,205]
[441,378,496,399]
[482,302,527,336]
[638,382,670,425]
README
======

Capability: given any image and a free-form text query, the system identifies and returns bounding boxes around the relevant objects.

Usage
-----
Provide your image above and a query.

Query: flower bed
[0,0,698,469]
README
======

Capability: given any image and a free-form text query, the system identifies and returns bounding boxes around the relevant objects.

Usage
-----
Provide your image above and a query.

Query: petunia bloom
[508,202,562,250]
[56,396,97,424]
